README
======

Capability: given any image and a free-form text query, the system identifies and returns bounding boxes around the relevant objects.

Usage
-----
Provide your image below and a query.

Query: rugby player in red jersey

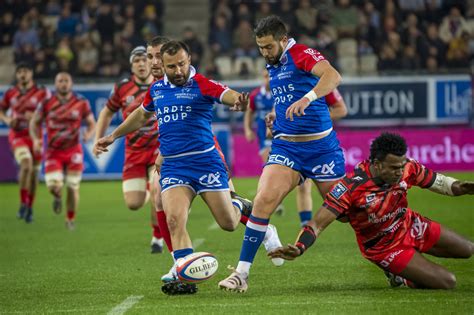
[269,132,473,289]
[94,41,167,253]
[0,62,51,223]
[30,72,96,229]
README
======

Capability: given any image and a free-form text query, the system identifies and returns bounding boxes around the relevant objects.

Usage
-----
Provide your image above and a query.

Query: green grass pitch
[1,174,473,314]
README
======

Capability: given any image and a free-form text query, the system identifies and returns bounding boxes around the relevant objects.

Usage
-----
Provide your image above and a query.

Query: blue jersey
[268,38,333,138]
[142,66,228,157]
[249,86,273,148]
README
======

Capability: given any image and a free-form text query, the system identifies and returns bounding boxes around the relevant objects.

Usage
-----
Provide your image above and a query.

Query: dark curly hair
[254,15,287,40]
[160,40,190,57]
[369,132,407,162]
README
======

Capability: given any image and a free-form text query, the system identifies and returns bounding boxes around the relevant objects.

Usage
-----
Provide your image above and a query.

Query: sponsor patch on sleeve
[330,182,348,200]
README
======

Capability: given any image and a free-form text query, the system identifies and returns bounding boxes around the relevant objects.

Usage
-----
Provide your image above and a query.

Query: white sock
[236,261,251,276]
[152,237,163,246]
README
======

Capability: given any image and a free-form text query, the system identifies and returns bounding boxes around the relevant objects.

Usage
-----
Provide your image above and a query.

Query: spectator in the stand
[77,36,99,76]
[140,4,161,38]
[378,43,401,71]
[34,49,54,78]
[233,19,258,58]
[398,0,425,14]
[446,31,470,68]
[27,7,42,30]
[234,3,252,27]
[55,37,74,72]
[358,10,379,50]
[13,18,40,60]
[421,23,446,67]
[209,14,232,55]
[295,0,318,36]
[254,1,272,22]
[400,45,420,70]
[45,0,62,16]
[204,60,221,80]
[182,26,204,70]
[98,41,120,77]
[426,56,439,73]
[278,0,297,34]
[118,20,142,51]
[0,12,15,47]
[439,7,470,44]
[57,5,80,38]
[331,0,360,38]
[214,0,232,24]
[96,3,116,43]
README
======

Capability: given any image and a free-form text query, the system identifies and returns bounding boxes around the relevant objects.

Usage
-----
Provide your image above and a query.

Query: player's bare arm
[82,113,96,143]
[265,108,276,138]
[268,205,337,260]
[221,90,249,112]
[428,173,474,196]
[243,106,256,142]
[0,109,14,127]
[93,106,115,156]
[28,110,43,154]
[286,61,341,121]
[94,106,153,155]
[329,99,348,121]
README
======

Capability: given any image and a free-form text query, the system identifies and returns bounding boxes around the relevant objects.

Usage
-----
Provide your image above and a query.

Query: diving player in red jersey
[94,44,165,252]
[269,132,474,290]
[0,62,51,223]
[30,72,96,229]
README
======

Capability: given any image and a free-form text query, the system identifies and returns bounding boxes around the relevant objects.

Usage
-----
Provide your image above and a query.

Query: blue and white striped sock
[236,214,269,274]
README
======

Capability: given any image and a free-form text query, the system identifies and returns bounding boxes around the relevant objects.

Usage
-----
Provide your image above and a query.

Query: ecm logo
[244,235,259,242]
[199,172,223,187]
[268,154,295,168]
[312,161,335,176]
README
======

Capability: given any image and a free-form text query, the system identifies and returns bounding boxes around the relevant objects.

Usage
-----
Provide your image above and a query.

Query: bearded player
[30,72,95,229]
[0,62,51,223]
[270,133,473,290]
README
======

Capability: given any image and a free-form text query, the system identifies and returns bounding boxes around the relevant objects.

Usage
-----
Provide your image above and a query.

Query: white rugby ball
[176,252,219,283]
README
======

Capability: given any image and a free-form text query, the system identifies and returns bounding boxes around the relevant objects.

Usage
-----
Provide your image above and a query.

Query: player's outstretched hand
[245,129,255,142]
[32,139,42,155]
[230,92,249,112]
[265,111,276,130]
[268,244,302,261]
[286,97,310,121]
[94,134,114,157]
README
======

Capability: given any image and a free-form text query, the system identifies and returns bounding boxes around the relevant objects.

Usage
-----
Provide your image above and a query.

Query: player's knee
[166,214,184,232]
[218,218,238,232]
[48,182,62,195]
[65,174,81,190]
[440,273,456,290]
[457,242,473,258]
[19,158,33,172]
[125,199,144,211]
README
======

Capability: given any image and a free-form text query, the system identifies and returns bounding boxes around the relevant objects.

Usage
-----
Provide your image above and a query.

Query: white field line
[192,238,205,249]
[207,221,220,230]
[107,295,143,315]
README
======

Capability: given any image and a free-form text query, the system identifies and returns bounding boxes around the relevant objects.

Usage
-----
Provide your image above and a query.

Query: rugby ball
[176,252,219,283]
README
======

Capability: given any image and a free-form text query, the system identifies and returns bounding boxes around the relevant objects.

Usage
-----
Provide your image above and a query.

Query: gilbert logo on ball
[176,252,219,283]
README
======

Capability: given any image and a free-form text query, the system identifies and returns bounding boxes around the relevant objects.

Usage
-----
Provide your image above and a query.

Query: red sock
[27,192,35,207]
[156,210,173,252]
[152,224,162,239]
[240,214,249,225]
[20,188,29,205]
[67,210,75,221]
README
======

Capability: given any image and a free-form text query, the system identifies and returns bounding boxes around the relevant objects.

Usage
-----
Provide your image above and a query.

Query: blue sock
[299,210,312,227]
[239,214,269,263]
[173,248,193,261]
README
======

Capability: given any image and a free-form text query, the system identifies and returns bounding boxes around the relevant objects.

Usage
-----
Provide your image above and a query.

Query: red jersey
[36,93,92,150]
[325,88,342,106]
[106,76,158,151]
[0,84,51,137]
[324,159,436,255]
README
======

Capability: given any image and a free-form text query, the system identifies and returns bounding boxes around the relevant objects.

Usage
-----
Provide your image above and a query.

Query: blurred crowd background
[0,0,472,82]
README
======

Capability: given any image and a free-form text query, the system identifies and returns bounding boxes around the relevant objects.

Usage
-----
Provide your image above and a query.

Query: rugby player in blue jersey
[95,40,283,294]
[219,15,345,293]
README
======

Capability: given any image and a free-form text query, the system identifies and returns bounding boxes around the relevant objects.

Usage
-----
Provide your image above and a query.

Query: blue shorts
[266,131,346,182]
[160,149,229,194]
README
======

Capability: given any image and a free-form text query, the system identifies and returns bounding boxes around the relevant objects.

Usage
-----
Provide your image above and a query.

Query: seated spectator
[55,37,74,72]
[234,3,252,27]
[233,20,258,58]
[77,37,99,76]
[331,0,360,38]
[96,3,116,43]
[420,23,446,67]
[0,12,15,47]
[439,6,470,44]
[446,31,470,68]
[182,26,204,70]
[98,41,120,77]
[13,18,40,60]
[295,0,318,36]
[278,0,297,34]
[139,4,161,38]
[400,45,420,70]
[378,43,401,71]
[57,5,80,38]
[255,1,272,22]
[209,14,232,55]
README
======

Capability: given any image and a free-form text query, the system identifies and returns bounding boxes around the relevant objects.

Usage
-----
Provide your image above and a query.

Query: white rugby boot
[218,266,248,293]
[262,224,284,266]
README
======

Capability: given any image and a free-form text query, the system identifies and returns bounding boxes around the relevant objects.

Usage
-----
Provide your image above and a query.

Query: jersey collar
[163,65,196,88]
[279,38,296,63]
